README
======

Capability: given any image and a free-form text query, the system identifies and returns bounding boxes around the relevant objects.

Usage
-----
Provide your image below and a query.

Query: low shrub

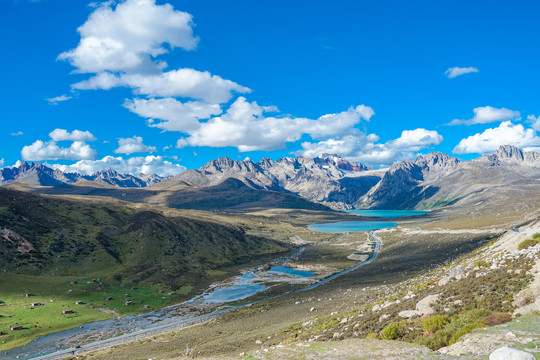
[423,315,449,333]
[365,332,377,339]
[473,260,489,268]
[449,322,487,345]
[420,328,453,350]
[483,313,512,326]
[380,322,401,340]
[518,238,539,250]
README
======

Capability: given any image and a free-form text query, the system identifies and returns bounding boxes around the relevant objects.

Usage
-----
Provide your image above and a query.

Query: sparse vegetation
[449,322,487,345]
[518,234,540,250]
[473,259,489,268]
[483,312,513,326]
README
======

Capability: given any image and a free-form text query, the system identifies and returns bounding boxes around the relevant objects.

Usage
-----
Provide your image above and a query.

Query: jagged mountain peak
[414,152,460,172]
[0,162,167,188]
[316,153,373,172]
[94,168,121,176]
[479,145,540,166]
[495,145,524,159]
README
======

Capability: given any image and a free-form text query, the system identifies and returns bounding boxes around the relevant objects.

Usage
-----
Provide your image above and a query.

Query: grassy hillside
[0,188,292,283]
[3,177,332,212]
[0,188,302,350]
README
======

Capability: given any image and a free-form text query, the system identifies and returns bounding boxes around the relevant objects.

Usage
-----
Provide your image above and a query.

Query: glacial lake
[308,221,398,233]
[346,209,428,218]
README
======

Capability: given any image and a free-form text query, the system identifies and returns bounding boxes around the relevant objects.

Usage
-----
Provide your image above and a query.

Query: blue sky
[1,0,539,175]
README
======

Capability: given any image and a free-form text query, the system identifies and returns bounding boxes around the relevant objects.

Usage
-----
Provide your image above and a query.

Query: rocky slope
[358,146,540,210]
[162,146,540,211]
[0,162,168,187]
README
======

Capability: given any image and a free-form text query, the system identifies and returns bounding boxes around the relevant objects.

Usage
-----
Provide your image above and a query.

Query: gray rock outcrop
[489,347,535,360]
[415,294,440,316]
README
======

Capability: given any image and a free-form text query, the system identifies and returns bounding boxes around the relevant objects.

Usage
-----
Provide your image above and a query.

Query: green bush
[423,315,449,333]
[518,238,539,250]
[365,332,377,339]
[420,328,453,350]
[449,322,487,345]
[381,322,401,340]
[473,260,489,268]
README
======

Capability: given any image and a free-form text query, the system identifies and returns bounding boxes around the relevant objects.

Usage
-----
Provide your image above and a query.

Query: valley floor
[58,209,540,360]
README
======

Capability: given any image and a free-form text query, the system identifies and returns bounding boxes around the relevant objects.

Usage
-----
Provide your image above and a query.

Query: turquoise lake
[308,221,398,233]
[267,265,316,277]
[346,209,428,218]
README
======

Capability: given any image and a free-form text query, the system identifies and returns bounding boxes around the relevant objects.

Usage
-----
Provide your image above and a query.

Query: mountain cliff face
[358,146,540,210]
[160,154,381,208]
[356,152,460,209]
[477,145,540,167]
[0,162,168,188]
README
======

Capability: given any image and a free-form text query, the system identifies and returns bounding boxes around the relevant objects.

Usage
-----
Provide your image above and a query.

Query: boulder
[438,266,466,286]
[449,266,466,280]
[398,310,422,319]
[489,347,535,360]
[416,294,440,316]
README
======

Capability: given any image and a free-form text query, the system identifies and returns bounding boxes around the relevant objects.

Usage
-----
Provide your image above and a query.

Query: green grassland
[0,186,356,351]
[4,177,332,213]
[0,274,195,350]
[0,187,336,350]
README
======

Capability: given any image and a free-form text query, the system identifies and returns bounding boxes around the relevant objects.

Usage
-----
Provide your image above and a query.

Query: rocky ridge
[0,162,168,188]
[358,146,540,210]
[161,154,381,208]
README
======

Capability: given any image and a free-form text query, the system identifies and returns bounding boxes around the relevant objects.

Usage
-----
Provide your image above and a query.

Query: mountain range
[0,161,168,187]
[1,145,539,211]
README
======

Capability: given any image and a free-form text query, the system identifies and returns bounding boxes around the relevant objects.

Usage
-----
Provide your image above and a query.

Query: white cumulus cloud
[11,131,23,136]
[445,66,479,78]
[122,69,250,103]
[298,128,443,167]
[58,0,198,74]
[114,136,157,155]
[74,69,250,104]
[50,155,185,177]
[72,72,123,91]
[49,129,97,142]
[61,0,248,105]
[448,106,520,126]
[21,129,98,161]
[124,97,222,132]
[453,121,540,154]
[0,158,4,167]
[176,97,375,152]
[21,140,98,161]
[528,115,540,132]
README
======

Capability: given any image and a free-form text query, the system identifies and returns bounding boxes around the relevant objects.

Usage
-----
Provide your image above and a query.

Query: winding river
[5,210,426,360]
